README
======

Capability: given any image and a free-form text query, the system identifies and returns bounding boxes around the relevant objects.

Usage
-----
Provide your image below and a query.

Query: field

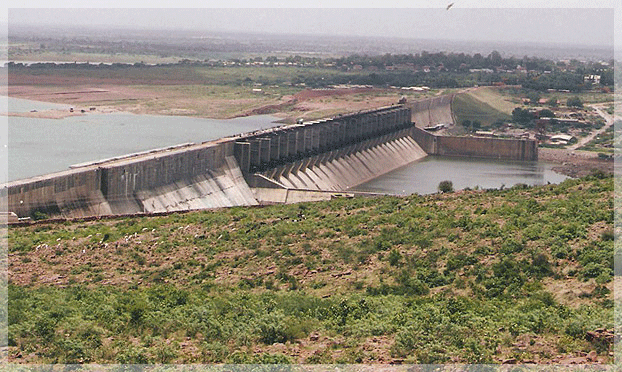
[7,175,615,364]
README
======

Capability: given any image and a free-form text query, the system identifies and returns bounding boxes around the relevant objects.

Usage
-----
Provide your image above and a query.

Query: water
[6,97,71,113]
[351,155,567,195]
[6,97,280,181]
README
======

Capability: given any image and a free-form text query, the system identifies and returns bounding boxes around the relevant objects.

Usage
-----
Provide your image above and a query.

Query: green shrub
[438,180,454,193]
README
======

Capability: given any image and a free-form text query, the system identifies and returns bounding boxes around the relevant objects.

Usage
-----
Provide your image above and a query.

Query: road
[568,104,618,150]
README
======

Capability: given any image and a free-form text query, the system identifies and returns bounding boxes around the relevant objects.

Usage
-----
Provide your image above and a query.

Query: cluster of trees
[325,51,554,72]
[6,51,613,92]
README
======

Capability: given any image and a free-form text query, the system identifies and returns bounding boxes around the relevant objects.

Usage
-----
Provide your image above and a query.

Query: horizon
[6,8,615,49]
[5,22,615,62]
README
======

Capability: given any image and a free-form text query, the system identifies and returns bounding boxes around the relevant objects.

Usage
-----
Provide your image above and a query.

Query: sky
[1,1,620,50]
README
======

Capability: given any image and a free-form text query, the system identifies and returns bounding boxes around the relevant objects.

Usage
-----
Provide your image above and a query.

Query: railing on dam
[233,105,412,174]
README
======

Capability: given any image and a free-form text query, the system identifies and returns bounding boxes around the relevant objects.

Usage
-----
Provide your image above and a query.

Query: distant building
[550,134,574,145]
[584,75,601,84]
[475,131,496,137]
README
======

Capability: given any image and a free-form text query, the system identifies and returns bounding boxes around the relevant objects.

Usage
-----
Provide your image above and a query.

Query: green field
[7,175,615,364]
[451,92,512,129]
[465,87,519,114]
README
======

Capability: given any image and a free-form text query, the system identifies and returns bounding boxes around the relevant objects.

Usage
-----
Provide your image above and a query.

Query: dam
[1,96,537,220]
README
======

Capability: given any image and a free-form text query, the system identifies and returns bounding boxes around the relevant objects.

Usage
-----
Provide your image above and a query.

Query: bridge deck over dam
[1,97,537,220]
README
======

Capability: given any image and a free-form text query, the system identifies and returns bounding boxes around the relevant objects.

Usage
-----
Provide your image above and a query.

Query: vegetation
[452,93,511,130]
[7,175,615,364]
[438,180,454,193]
[578,125,614,154]
[6,45,615,92]
[567,97,584,108]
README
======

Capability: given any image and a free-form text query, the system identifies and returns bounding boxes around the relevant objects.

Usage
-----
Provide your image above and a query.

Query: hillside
[451,92,512,130]
[7,174,615,364]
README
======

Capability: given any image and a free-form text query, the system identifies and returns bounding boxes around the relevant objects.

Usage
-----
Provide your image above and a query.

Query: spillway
[1,97,537,220]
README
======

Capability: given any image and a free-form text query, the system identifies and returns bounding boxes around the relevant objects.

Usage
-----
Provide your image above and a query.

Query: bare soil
[6,76,410,121]
[538,148,614,178]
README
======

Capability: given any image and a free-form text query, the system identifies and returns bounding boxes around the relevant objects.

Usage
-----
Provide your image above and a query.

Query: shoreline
[538,147,613,178]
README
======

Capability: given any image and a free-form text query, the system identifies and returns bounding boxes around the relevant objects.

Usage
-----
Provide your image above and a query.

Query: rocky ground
[538,148,614,178]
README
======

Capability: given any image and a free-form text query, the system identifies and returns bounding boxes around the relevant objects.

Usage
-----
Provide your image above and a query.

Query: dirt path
[568,104,617,150]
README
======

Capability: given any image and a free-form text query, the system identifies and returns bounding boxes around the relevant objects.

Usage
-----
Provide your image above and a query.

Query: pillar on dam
[361,115,370,139]
[279,132,289,161]
[295,128,305,154]
[311,124,321,150]
[303,125,313,152]
[259,138,271,165]
[269,134,281,161]
[318,122,329,150]
[345,118,355,143]
[249,139,261,168]
[238,142,251,172]
[287,130,298,157]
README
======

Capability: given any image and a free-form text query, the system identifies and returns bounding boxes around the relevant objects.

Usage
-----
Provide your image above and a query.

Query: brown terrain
[5,73,413,123]
[538,148,614,178]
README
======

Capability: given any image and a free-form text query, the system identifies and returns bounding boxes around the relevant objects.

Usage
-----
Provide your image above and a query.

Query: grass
[451,92,512,129]
[9,50,182,65]
[578,125,614,153]
[7,174,616,364]
[466,87,518,115]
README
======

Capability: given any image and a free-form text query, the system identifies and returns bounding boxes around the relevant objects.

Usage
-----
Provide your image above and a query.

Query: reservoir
[5,97,280,181]
[6,97,566,193]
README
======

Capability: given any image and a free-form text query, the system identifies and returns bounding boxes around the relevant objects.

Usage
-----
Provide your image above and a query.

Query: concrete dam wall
[259,130,426,191]
[410,95,455,127]
[2,105,413,219]
[232,105,419,191]
[2,97,537,220]
[411,127,538,161]
[3,141,258,219]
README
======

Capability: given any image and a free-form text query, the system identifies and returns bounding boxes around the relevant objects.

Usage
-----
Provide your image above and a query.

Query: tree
[487,50,502,66]
[567,97,583,108]
[512,107,533,124]
[526,91,541,104]
[538,109,555,118]
[438,180,454,193]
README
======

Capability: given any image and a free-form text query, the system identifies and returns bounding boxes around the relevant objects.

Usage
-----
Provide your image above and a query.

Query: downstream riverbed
[351,155,567,195]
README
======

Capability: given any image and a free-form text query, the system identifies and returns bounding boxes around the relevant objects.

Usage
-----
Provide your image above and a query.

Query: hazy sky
[3,1,620,49]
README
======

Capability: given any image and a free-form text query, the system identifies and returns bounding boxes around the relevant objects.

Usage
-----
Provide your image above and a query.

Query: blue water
[351,155,567,195]
[6,97,280,181]
[7,97,72,113]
